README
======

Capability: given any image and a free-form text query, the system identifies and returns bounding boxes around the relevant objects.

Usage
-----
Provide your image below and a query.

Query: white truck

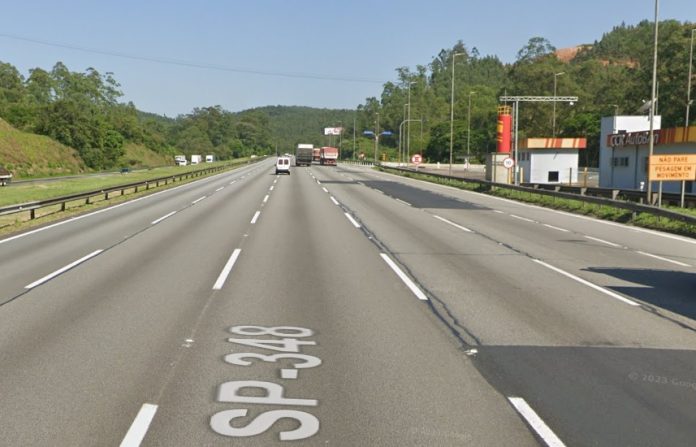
[174,155,187,166]
[205,155,215,163]
[191,155,202,165]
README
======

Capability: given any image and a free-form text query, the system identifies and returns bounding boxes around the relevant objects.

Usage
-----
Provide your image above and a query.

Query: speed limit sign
[502,157,514,169]
[411,154,422,164]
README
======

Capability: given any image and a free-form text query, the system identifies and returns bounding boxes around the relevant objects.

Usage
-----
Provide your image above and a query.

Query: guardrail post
[86,196,91,205]
[61,202,66,211]
[104,191,109,200]
[612,190,619,200]
[146,182,150,190]
[30,209,35,219]
[580,187,587,196]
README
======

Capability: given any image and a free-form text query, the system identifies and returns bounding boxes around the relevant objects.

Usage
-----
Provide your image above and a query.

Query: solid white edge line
[395,198,412,206]
[532,259,639,306]
[250,211,261,224]
[26,249,104,289]
[119,403,158,447]
[510,214,535,223]
[322,187,329,193]
[543,224,569,233]
[213,248,242,290]
[330,196,340,206]
[584,235,621,247]
[151,211,177,225]
[192,196,207,204]
[263,195,270,203]
[344,213,361,228]
[637,251,691,267]
[508,397,566,447]
[433,215,472,232]
[215,187,224,192]
[380,253,428,301]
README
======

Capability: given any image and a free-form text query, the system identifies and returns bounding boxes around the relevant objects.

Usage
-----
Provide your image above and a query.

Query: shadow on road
[362,181,490,210]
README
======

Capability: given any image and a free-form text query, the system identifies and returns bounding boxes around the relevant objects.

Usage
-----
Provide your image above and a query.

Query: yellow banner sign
[649,154,696,181]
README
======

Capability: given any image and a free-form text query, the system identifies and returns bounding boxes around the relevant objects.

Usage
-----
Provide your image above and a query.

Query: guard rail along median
[377,165,696,226]
[0,157,265,221]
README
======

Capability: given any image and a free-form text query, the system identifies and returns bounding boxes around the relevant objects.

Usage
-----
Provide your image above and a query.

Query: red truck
[312,148,321,163]
[320,147,339,166]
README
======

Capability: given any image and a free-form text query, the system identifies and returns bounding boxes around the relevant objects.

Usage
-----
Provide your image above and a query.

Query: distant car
[275,156,291,175]
[176,159,188,166]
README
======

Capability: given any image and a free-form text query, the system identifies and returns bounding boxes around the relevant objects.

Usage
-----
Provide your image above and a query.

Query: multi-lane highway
[0,159,695,446]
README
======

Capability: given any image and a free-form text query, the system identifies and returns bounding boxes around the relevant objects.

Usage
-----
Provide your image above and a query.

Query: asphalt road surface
[0,159,695,446]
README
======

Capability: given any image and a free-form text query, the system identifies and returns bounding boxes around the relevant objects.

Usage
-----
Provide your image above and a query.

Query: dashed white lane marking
[120,403,158,447]
[215,187,224,192]
[322,187,329,193]
[507,398,566,447]
[229,180,237,185]
[543,224,569,233]
[25,249,104,289]
[510,214,535,223]
[434,215,473,232]
[269,186,275,191]
[395,198,412,206]
[493,210,505,214]
[330,196,340,206]
[637,251,692,268]
[584,235,622,247]
[316,180,322,185]
[380,253,428,301]
[213,248,242,290]
[263,195,270,204]
[344,213,361,228]
[151,211,177,225]
[532,259,639,306]
[250,211,261,224]
[192,196,207,204]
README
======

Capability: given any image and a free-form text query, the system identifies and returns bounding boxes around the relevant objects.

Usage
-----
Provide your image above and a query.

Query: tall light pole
[374,112,380,163]
[466,91,476,168]
[552,72,565,138]
[449,52,465,175]
[647,0,659,204]
[407,80,416,164]
[686,28,695,128]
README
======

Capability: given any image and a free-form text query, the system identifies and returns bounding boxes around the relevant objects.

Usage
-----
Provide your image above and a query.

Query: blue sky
[0,0,693,116]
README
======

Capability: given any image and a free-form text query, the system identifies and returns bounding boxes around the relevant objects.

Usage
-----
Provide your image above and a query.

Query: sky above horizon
[1,1,694,117]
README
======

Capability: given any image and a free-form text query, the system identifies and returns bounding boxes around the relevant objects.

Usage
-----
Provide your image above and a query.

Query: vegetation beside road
[381,167,696,238]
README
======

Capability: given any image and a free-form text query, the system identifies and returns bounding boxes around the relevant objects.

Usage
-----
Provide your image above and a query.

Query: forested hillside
[0,19,694,174]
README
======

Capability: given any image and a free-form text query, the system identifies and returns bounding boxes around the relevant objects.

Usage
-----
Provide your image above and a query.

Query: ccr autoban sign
[648,154,696,181]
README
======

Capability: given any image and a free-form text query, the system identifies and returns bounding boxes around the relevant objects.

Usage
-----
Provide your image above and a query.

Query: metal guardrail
[379,165,696,226]
[0,158,265,221]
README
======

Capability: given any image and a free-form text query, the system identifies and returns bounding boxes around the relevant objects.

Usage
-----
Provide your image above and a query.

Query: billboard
[324,127,343,136]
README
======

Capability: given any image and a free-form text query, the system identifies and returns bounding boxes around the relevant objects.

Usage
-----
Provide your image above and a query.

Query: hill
[0,118,86,178]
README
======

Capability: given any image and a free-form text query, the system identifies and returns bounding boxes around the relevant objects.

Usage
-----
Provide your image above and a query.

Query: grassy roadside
[0,158,259,237]
[379,167,696,239]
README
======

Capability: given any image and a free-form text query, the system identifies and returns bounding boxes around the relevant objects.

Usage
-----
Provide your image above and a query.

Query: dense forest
[0,19,694,171]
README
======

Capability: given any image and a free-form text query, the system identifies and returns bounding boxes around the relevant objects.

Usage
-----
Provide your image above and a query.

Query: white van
[275,156,291,175]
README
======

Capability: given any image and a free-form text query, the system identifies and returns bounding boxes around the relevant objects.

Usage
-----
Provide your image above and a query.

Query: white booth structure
[518,138,586,184]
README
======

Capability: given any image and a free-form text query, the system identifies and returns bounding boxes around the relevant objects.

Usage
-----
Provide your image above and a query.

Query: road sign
[411,154,422,164]
[648,154,696,181]
[502,157,515,169]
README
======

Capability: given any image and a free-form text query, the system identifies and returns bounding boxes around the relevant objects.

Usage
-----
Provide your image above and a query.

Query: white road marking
[395,198,412,206]
[543,224,569,233]
[637,251,692,267]
[251,211,261,224]
[213,249,242,290]
[151,211,177,225]
[584,235,622,247]
[281,369,299,379]
[508,398,566,447]
[330,196,340,206]
[532,259,639,306]
[25,249,103,289]
[510,214,535,223]
[192,196,207,204]
[215,187,224,192]
[344,213,361,228]
[229,180,237,185]
[120,403,158,447]
[493,210,505,214]
[263,195,269,204]
[322,187,329,193]
[270,186,275,191]
[380,253,428,301]
[316,180,322,185]
[434,215,473,232]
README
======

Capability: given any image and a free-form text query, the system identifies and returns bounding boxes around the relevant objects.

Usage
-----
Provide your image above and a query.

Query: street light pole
[647,0,659,204]
[449,52,465,175]
[686,28,695,128]
[407,80,416,164]
[466,91,476,168]
[374,112,380,164]
[553,72,565,138]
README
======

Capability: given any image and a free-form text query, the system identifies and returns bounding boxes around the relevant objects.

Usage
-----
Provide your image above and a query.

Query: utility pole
[647,0,659,205]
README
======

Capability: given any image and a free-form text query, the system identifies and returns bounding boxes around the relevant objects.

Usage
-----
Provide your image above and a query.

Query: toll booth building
[518,138,586,184]
[600,115,696,194]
